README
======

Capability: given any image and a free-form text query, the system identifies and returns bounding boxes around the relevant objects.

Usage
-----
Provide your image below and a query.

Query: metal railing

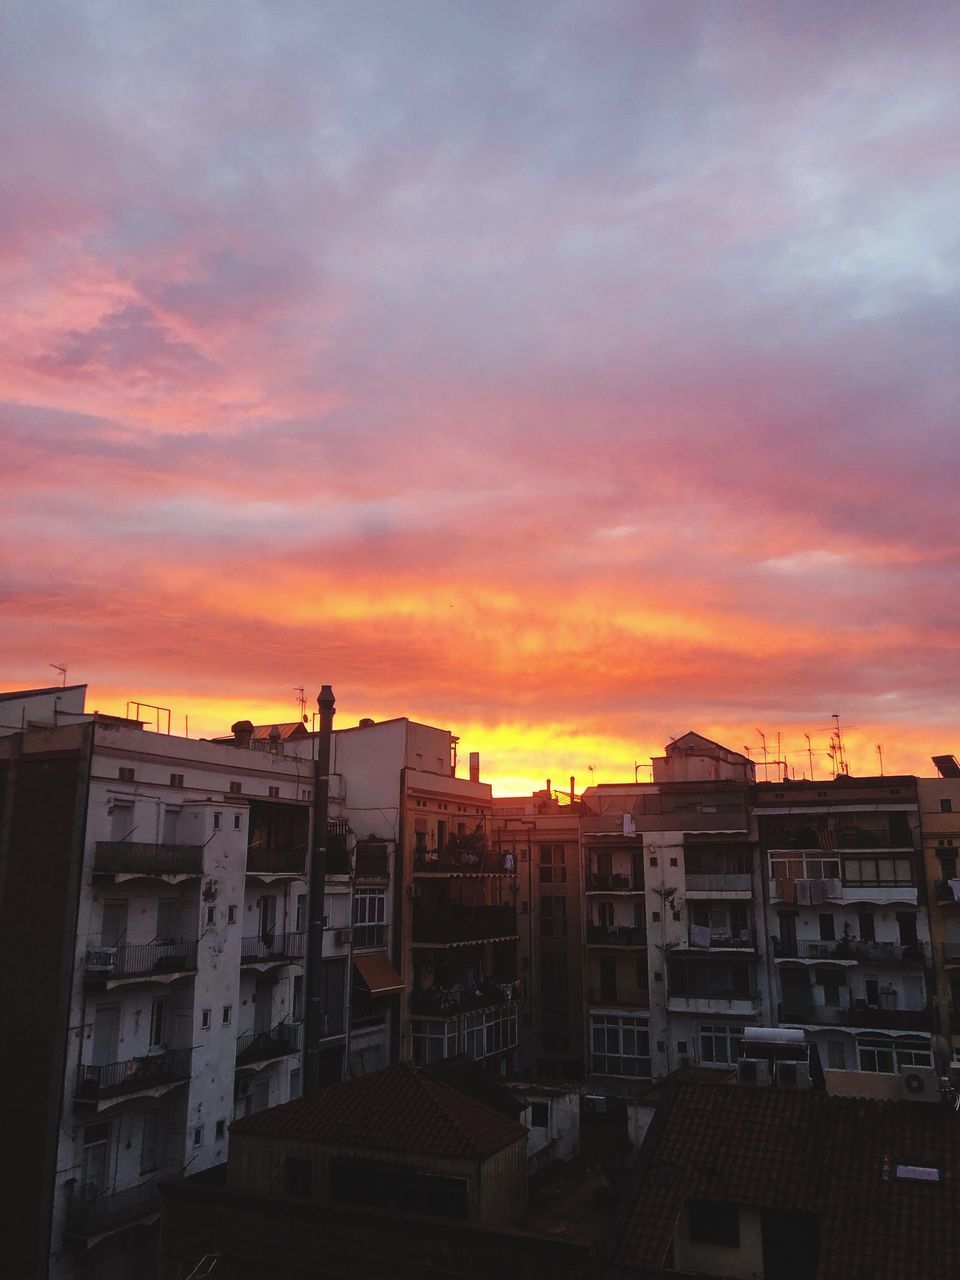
[683,927,756,951]
[413,850,515,875]
[776,938,925,962]
[585,924,647,946]
[240,932,305,963]
[668,992,761,1011]
[65,1177,165,1237]
[685,873,752,893]
[84,940,198,980]
[411,905,518,946]
[236,1021,302,1065]
[411,982,516,1016]
[94,841,203,875]
[245,846,306,874]
[76,1048,191,1103]
[585,873,641,892]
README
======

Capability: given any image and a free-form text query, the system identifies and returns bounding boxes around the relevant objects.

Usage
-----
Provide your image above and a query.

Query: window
[296,893,307,933]
[816,967,844,1007]
[699,1024,742,1066]
[818,914,835,942]
[541,952,569,999]
[942,799,953,814]
[222,1005,232,1026]
[843,857,913,888]
[590,1012,650,1077]
[412,1017,459,1066]
[302,789,312,801]
[293,975,304,1021]
[688,1199,740,1247]
[269,785,280,798]
[149,998,168,1048]
[192,1126,203,1147]
[353,890,386,949]
[233,813,241,830]
[201,1009,211,1030]
[530,1102,549,1128]
[213,812,221,829]
[858,1036,932,1074]
[119,767,135,783]
[539,844,567,883]
[227,904,237,925]
[169,773,184,788]
[229,781,242,794]
[206,905,216,925]
[215,1119,226,1141]
[463,1005,518,1060]
[541,895,568,937]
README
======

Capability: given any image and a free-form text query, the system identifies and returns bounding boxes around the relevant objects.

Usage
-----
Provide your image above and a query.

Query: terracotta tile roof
[231,1062,527,1160]
[250,722,308,740]
[616,1081,960,1280]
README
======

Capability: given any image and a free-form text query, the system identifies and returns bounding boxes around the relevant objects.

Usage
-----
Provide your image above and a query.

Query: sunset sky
[2,2,959,792]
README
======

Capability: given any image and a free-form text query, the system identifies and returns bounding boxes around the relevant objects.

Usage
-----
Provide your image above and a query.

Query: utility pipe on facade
[304,684,335,1093]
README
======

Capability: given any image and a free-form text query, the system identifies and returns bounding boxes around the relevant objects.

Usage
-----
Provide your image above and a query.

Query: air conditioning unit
[899,1067,940,1102]
[776,1061,812,1089]
[737,1058,772,1086]
[333,928,351,946]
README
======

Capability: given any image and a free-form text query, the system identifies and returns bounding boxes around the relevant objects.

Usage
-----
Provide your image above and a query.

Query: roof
[230,1062,527,1160]
[664,731,751,763]
[250,722,309,741]
[0,684,87,701]
[615,1081,960,1280]
[422,1055,525,1121]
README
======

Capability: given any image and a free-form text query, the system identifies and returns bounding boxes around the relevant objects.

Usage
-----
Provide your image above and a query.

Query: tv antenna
[294,687,307,721]
[49,663,67,687]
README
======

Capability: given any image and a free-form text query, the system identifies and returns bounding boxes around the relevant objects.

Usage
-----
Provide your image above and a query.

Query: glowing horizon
[2,3,959,794]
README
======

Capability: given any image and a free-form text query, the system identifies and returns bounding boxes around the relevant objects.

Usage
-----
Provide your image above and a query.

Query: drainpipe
[304,685,335,1093]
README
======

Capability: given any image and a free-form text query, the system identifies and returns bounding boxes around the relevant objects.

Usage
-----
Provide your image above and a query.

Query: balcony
[680,927,757,952]
[936,880,960,906]
[236,1021,302,1066]
[414,850,515,876]
[245,846,306,875]
[684,873,753,897]
[240,932,305,965]
[585,873,641,892]
[770,879,918,906]
[93,841,203,876]
[666,993,761,1016]
[76,1048,191,1106]
[355,845,390,879]
[84,940,198,985]
[585,924,647,947]
[775,938,925,963]
[411,905,518,947]
[411,980,517,1017]
[778,1001,931,1032]
[64,1177,167,1240]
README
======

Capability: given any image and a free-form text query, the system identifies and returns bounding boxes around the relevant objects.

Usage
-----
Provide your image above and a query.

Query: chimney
[231,720,254,749]
[469,751,480,783]
[546,778,552,795]
[570,776,576,802]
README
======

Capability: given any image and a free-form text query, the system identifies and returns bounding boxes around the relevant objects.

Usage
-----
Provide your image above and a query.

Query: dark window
[119,767,135,783]
[233,813,241,830]
[539,844,567,883]
[942,799,953,814]
[229,781,242,794]
[541,895,568,937]
[285,1157,312,1197]
[268,785,280,798]
[688,1199,740,1247]
[818,914,835,942]
[530,1102,549,1128]
[215,1119,225,1140]
[169,773,184,787]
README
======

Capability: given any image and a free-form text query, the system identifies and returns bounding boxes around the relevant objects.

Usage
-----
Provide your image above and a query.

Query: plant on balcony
[835,921,855,959]
[443,830,486,864]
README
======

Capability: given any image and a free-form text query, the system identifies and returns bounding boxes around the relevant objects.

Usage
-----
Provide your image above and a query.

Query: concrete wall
[673,1201,764,1279]
[0,684,88,736]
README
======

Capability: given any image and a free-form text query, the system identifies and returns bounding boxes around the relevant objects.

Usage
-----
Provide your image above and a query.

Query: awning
[353,952,404,996]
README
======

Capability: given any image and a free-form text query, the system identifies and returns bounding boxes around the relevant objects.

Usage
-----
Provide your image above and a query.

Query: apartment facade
[755,775,936,1076]
[492,787,585,1081]
[919,764,960,1056]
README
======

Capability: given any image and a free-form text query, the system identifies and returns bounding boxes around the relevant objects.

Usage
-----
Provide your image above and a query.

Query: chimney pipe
[570,776,575,802]
[231,720,254,749]
[469,751,480,783]
[304,685,336,1092]
[546,778,551,795]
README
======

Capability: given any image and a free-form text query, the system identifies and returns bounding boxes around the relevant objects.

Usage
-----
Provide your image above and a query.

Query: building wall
[918,777,960,1053]
[673,1201,764,1279]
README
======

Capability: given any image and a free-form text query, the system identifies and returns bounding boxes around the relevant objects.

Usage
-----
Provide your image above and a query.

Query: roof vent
[358,717,375,728]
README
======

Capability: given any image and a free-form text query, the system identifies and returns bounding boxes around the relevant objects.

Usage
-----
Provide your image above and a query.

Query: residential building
[755,775,935,1077]
[917,757,960,1056]
[613,1075,960,1280]
[492,783,585,1080]
[581,733,771,1091]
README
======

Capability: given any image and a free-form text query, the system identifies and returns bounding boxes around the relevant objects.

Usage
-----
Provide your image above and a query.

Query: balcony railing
[411,981,516,1016]
[776,938,925,962]
[236,1021,302,1065]
[412,905,518,946]
[84,940,198,981]
[414,849,515,875]
[240,932,305,964]
[585,873,641,892]
[245,846,306,875]
[93,841,203,875]
[585,924,647,946]
[76,1048,191,1104]
[685,874,753,894]
[778,1001,931,1031]
[683,927,757,951]
[65,1177,167,1238]
[667,992,761,1013]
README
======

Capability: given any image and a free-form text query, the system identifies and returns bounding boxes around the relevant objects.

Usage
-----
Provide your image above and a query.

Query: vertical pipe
[304,685,335,1093]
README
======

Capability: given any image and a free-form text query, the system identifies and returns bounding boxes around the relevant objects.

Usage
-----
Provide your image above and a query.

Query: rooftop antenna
[804,733,815,782]
[832,714,849,775]
[877,744,884,777]
[49,663,67,687]
[756,729,768,782]
[294,687,307,720]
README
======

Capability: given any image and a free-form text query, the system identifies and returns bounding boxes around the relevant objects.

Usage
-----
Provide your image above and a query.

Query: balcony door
[101,899,128,947]
[92,1005,120,1066]
[254,976,274,1034]
[81,1123,111,1199]
[258,895,278,944]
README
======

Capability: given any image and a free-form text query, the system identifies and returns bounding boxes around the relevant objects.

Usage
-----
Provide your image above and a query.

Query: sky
[2,1,959,792]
